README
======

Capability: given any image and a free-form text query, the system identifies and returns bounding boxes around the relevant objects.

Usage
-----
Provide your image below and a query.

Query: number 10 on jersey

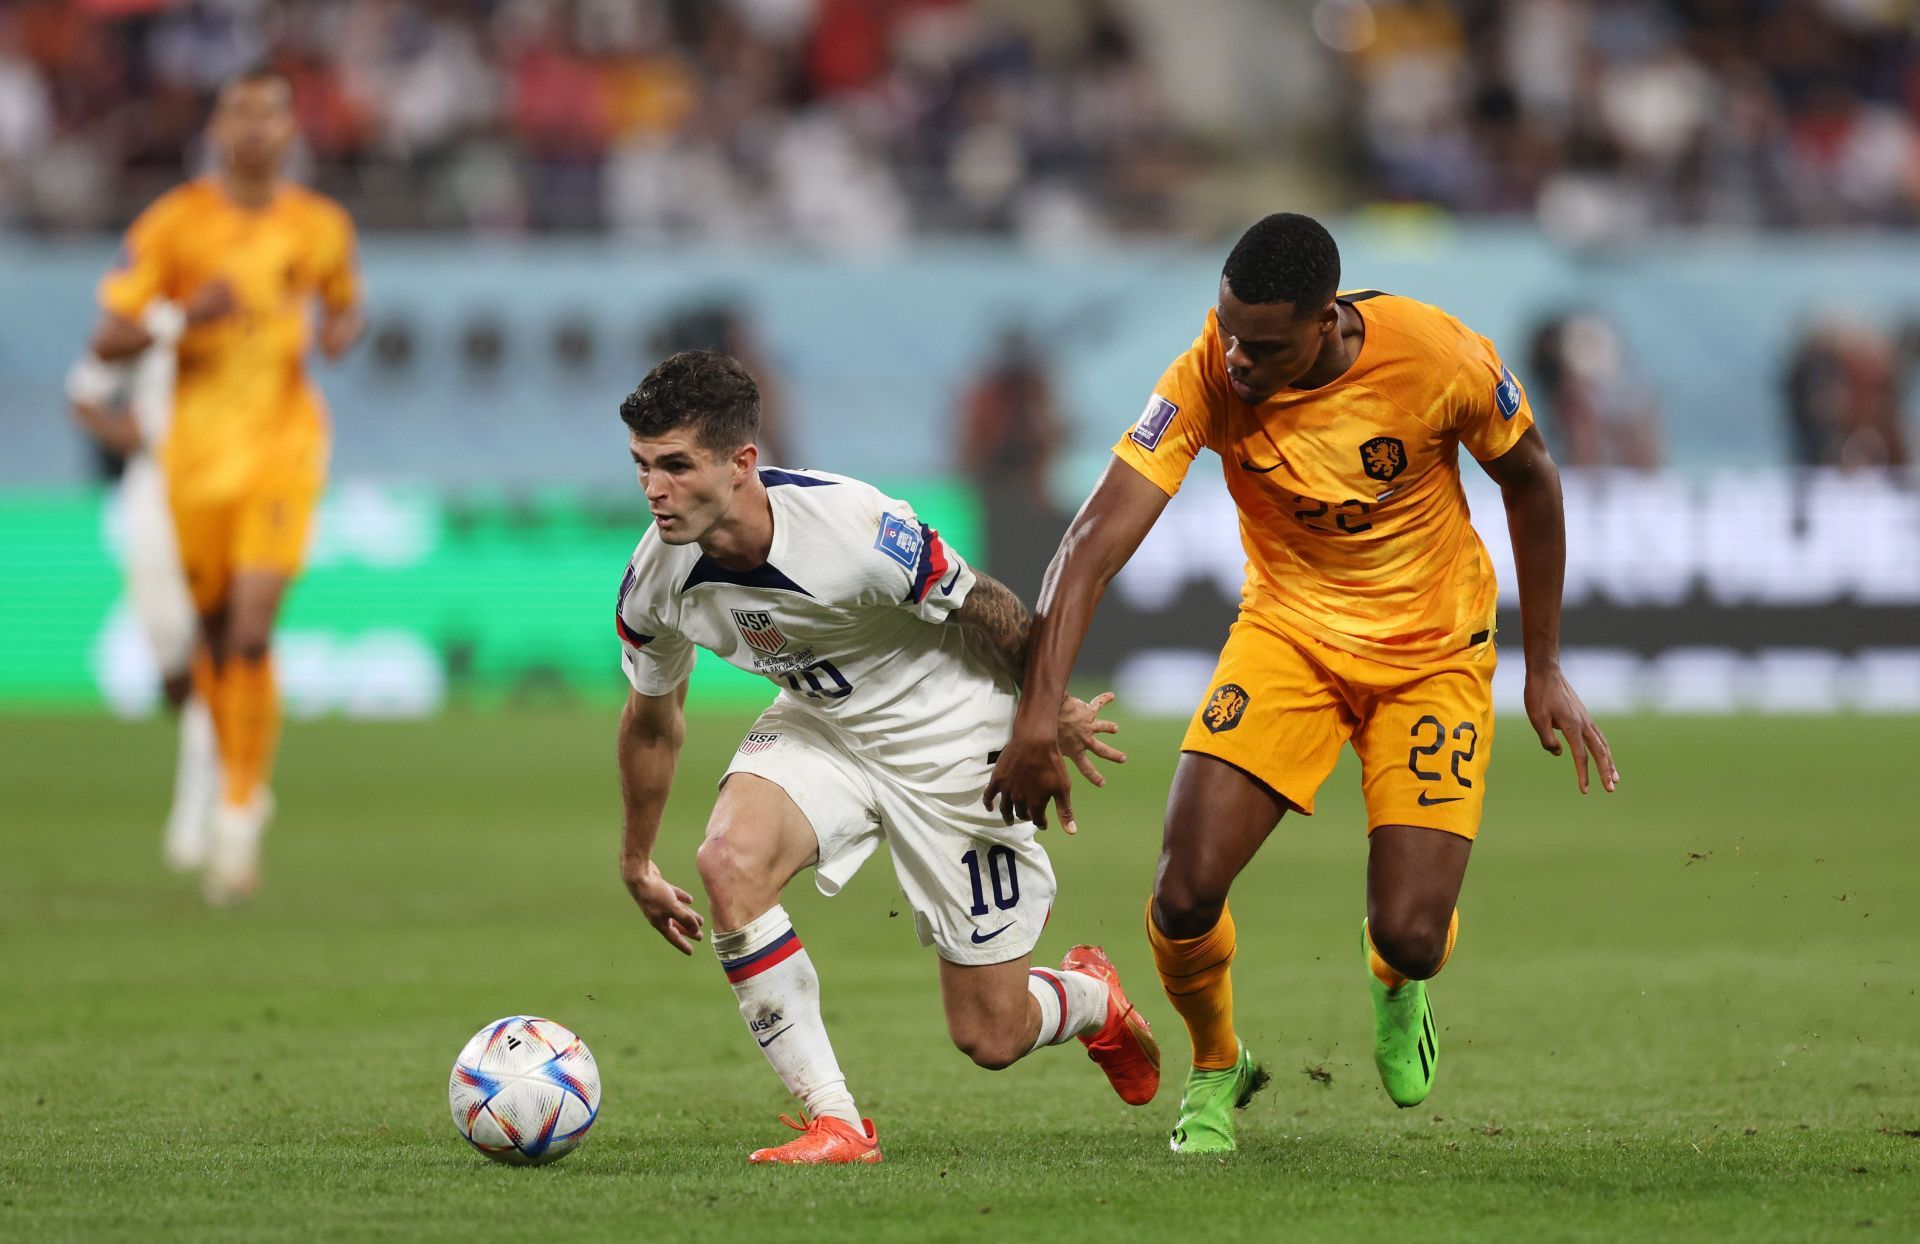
[962,845,1020,916]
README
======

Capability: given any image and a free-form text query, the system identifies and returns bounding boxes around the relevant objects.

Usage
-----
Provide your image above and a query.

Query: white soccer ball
[448,1015,601,1165]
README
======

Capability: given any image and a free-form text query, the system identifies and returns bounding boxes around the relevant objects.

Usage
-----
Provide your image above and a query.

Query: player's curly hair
[1221,213,1341,314]
[620,350,761,452]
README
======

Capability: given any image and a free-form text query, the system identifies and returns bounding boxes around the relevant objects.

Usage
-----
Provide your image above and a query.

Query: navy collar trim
[681,556,812,597]
[759,468,837,488]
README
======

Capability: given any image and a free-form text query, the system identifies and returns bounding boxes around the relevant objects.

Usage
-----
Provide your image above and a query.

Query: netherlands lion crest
[1360,436,1407,483]
[1202,683,1249,734]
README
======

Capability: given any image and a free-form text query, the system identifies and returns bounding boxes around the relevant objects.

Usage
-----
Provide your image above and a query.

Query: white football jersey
[617,468,1015,774]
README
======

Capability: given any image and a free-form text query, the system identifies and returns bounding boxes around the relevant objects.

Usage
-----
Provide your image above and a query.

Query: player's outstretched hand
[621,856,706,955]
[1056,691,1128,791]
[985,731,1076,834]
[1525,665,1619,795]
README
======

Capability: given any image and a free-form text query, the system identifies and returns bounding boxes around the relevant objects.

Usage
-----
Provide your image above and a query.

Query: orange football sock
[196,649,237,772]
[219,654,280,807]
[1367,908,1460,989]
[1147,898,1240,1071]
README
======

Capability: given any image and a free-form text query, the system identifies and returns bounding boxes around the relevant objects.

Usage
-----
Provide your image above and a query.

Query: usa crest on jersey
[732,609,788,656]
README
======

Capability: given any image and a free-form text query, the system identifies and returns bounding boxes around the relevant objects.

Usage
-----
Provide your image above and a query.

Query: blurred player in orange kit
[90,67,363,905]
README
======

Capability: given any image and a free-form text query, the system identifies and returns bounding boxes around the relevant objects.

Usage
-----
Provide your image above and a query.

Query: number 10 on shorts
[962,846,1020,916]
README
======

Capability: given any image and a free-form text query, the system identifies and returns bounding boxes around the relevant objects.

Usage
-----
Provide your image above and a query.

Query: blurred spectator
[1325,0,1920,237]
[0,0,1185,245]
[955,326,1065,498]
[1785,313,1912,470]
[1526,309,1662,468]
[651,302,795,467]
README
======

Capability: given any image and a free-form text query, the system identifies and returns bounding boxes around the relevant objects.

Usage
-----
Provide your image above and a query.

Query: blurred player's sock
[1148,898,1239,1070]
[203,788,272,907]
[163,697,218,872]
[1024,966,1107,1052]
[713,905,861,1128]
[218,654,280,809]
[1365,908,1460,989]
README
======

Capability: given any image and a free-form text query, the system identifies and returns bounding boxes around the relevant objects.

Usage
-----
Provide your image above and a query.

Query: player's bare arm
[1480,425,1619,795]
[984,457,1171,830]
[91,281,235,361]
[616,681,706,954]
[318,304,364,361]
[953,570,1128,809]
[68,396,143,457]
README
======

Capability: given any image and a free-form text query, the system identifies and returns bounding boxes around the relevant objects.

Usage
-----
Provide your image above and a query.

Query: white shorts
[722,703,1056,966]
[119,457,197,678]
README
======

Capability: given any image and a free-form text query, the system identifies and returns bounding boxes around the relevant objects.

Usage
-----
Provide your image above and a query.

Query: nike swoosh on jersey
[1417,793,1464,806]
[756,1026,794,1048]
[938,566,963,595]
[1239,459,1284,473]
[970,922,1016,945]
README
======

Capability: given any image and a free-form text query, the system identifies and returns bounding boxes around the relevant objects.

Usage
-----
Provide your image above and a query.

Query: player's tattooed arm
[617,683,705,954]
[955,572,1128,827]
[952,570,1033,687]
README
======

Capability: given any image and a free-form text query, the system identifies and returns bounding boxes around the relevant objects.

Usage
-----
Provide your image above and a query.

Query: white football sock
[713,905,860,1127]
[1026,967,1109,1054]
[163,697,219,869]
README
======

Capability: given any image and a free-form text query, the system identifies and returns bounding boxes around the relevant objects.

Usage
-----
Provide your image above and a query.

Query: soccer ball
[448,1015,601,1165]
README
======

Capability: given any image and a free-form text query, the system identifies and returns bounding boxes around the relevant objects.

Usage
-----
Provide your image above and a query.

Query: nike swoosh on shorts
[970,922,1015,945]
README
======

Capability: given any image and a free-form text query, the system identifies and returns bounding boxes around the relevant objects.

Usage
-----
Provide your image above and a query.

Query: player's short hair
[1222,213,1341,315]
[620,350,760,453]
[221,65,293,99]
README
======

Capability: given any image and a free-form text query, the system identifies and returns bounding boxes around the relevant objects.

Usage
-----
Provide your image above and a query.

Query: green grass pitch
[1,708,1915,1242]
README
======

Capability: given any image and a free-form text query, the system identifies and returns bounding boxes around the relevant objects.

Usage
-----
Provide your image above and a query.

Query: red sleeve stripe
[911,525,951,603]
[616,614,652,647]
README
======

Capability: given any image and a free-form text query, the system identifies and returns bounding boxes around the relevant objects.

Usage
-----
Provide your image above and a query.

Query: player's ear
[732,441,759,479]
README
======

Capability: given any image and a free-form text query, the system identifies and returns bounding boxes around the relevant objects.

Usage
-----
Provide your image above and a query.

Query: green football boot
[1366,923,1438,1108]
[1168,1043,1270,1154]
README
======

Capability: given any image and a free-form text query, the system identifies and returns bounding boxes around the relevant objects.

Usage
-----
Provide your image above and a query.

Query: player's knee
[695,834,773,916]
[1151,872,1225,941]
[950,1027,1022,1071]
[228,627,272,664]
[1370,912,1450,981]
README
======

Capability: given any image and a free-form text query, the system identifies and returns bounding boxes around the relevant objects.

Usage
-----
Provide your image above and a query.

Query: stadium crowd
[1326,0,1920,239]
[0,0,1182,244]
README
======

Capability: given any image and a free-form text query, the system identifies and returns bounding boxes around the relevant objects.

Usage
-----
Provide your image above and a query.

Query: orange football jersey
[1112,291,1534,666]
[98,179,359,502]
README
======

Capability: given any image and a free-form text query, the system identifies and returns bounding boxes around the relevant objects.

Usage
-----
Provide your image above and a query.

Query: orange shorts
[1180,614,1497,839]
[168,475,322,614]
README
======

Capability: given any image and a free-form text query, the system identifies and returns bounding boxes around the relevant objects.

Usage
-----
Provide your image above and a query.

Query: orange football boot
[747,1113,883,1165]
[1060,944,1161,1105]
